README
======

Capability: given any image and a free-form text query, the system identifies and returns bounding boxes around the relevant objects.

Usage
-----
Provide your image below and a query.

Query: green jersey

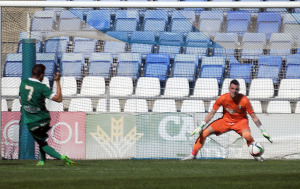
[19,78,55,126]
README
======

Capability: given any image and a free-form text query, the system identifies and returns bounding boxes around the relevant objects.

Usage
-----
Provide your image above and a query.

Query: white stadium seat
[267,101,292,113]
[250,100,263,113]
[11,99,21,112]
[163,78,189,97]
[46,99,64,112]
[68,98,93,112]
[192,78,219,98]
[248,79,274,99]
[2,77,21,96]
[96,99,121,112]
[2,99,8,111]
[152,99,177,112]
[109,77,133,97]
[124,99,148,113]
[295,101,300,113]
[53,76,77,97]
[181,100,205,113]
[277,79,300,99]
[135,77,161,97]
[80,76,106,96]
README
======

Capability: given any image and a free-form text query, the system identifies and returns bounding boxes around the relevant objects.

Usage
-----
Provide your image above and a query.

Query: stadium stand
[144,53,170,81]
[96,99,121,112]
[248,78,274,99]
[114,10,140,32]
[170,10,196,33]
[163,78,190,97]
[104,31,128,57]
[36,53,57,80]
[130,31,155,57]
[257,12,281,40]
[269,33,293,58]
[256,55,282,84]
[213,33,238,57]
[116,53,142,79]
[191,78,219,98]
[4,53,22,77]
[185,32,210,56]
[198,11,224,37]
[1,77,21,97]
[68,98,93,112]
[109,76,133,96]
[152,99,177,112]
[180,100,206,113]
[267,101,292,113]
[241,33,266,60]
[60,53,84,79]
[85,10,111,31]
[44,36,69,56]
[228,56,253,84]
[73,37,98,56]
[88,53,113,79]
[79,76,106,97]
[172,54,198,82]
[18,32,42,53]
[31,10,56,32]
[53,76,77,97]
[276,79,300,99]
[226,11,251,36]
[46,99,64,112]
[199,56,225,84]
[250,100,263,113]
[1,99,8,112]
[124,99,149,112]
[11,99,21,112]
[135,77,161,97]
[143,10,168,33]
[59,10,83,31]
[208,100,223,112]
[158,32,184,58]
[295,101,300,113]
[285,54,300,79]
[282,13,300,40]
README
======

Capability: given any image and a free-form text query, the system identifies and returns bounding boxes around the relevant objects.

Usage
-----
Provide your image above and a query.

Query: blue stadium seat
[241,33,266,59]
[59,11,83,31]
[44,36,69,56]
[170,11,196,33]
[213,33,238,57]
[198,11,223,37]
[257,55,282,84]
[130,31,155,57]
[257,12,281,40]
[88,53,113,79]
[283,13,300,40]
[115,10,139,32]
[116,53,142,79]
[73,37,98,57]
[226,11,251,36]
[61,53,84,79]
[269,33,293,58]
[286,54,300,79]
[158,32,184,58]
[172,54,198,82]
[36,53,57,80]
[18,32,42,53]
[104,31,128,56]
[144,54,170,81]
[4,53,22,77]
[86,10,111,31]
[31,10,56,32]
[200,56,226,84]
[185,32,210,56]
[143,10,168,33]
[228,56,253,84]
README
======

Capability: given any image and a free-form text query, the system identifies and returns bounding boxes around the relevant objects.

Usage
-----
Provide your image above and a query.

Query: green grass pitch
[0,159,300,189]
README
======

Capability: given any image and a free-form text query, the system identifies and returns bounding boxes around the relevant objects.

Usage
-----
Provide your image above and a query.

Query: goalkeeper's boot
[36,161,45,166]
[61,155,76,166]
[254,156,264,162]
[181,154,195,161]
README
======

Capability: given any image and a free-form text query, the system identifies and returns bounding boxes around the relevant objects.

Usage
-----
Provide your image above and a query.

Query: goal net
[1,1,300,160]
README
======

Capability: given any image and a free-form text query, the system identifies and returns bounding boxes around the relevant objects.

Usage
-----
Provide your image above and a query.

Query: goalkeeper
[19,64,76,166]
[182,79,272,161]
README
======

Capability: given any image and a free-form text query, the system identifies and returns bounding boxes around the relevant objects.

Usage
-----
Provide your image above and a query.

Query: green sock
[42,145,62,160]
[40,149,46,162]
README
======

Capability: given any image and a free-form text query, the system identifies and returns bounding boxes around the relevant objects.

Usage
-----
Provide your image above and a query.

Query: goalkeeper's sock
[192,129,210,155]
[40,148,46,162]
[42,145,62,160]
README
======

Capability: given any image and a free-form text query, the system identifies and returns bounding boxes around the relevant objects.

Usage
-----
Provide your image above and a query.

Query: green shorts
[27,120,51,142]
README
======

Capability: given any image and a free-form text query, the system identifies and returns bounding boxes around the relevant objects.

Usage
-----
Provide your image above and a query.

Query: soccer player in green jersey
[19,64,76,166]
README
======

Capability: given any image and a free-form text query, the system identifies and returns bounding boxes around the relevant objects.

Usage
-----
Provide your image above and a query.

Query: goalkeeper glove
[191,121,207,136]
[260,126,273,143]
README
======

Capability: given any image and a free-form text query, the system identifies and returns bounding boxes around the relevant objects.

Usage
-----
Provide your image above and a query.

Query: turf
[0,159,299,189]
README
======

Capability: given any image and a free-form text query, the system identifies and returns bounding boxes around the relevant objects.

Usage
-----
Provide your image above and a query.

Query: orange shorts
[209,118,250,136]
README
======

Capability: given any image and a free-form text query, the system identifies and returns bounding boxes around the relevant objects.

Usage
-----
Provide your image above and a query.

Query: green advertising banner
[86,114,141,159]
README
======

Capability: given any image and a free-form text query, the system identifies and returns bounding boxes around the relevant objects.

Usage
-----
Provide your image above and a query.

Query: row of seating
[5,52,300,83]
[32,9,300,39]
[3,76,300,100]
[3,98,300,113]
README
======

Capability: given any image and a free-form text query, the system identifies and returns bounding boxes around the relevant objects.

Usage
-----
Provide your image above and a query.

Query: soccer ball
[249,142,264,157]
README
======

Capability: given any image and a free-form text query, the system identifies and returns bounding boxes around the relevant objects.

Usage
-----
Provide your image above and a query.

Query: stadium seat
[199,57,225,84]
[269,33,293,58]
[295,101,300,113]
[213,33,238,57]
[44,36,69,56]
[2,99,8,111]
[267,101,291,113]
[31,10,56,32]
[124,99,148,112]
[79,76,106,96]
[152,99,177,112]
[114,10,139,32]
[248,78,274,99]
[257,12,281,40]
[88,53,113,79]
[277,79,300,99]
[46,99,64,111]
[208,100,223,113]
[170,10,196,33]
[104,31,128,57]
[241,33,266,60]
[4,53,23,77]
[143,10,168,33]
[226,11,251,36]
[144,53,170,81]
[68,98,93,112]
[130,31,155,57]
[135,77,161,97]
[192,78,219,98]
[250,100,263,113]
[96,99,121,112]
[2,77,21,96]
[18,31,42,53]
[221,78,247,95]
[60,53,84,79]
[172,54,198,82]
[228,56,253,84]
[180,100,205,113]
[36,53,57,80]
[59,11,83,31]
[283,13,300,40]
[198,11,224,37]
[86,10,111,31]
[42,77,50,88]
[163,78,190,97]
[158,32,184,58]
[116,53,142,79]
[73,37,98,57]
[11,99,21,112]
[53,76,77,97]
[256,55,282,84]
[285,55,300,79]
[185,32,210,56]
[109,76,133,96]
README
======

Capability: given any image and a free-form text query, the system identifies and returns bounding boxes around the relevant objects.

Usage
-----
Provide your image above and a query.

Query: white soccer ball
[249,142,264,157]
